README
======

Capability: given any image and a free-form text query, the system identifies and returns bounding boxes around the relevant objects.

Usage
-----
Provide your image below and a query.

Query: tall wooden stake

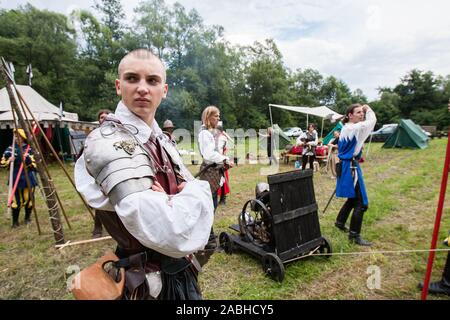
[5,134,15,219]
[1,58,64,244]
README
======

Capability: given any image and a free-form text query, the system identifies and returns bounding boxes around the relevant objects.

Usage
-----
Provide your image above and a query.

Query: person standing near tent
[198,106,233,249]
[75,49,214,300]
[1,129,37,228]
[296,123,318,170]
[334,104,376,246]
[267,127,276,165]
[257,127,277,165]
[90,109,112,238]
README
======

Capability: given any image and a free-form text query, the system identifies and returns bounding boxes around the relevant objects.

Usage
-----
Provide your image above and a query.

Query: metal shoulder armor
[84,123,155,205]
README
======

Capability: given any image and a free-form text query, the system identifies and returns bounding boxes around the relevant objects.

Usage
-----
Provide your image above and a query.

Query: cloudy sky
[3,0,450,100]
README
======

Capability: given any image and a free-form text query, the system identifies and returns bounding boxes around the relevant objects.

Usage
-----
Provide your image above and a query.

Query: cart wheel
[262,253,285,282]
[318,236,333,258]
[219,232,233,255]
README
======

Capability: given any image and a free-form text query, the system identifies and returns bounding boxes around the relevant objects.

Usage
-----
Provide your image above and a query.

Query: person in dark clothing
[296,123,318,170]
[419,249,450,296]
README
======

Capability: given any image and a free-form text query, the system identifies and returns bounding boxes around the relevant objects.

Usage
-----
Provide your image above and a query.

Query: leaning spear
[5,134,15,219]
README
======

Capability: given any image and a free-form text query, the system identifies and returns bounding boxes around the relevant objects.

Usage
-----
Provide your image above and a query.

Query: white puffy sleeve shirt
[75,155,214,258]
[74,102,214,258]
[341,109,377,156]
[198,129,228,164]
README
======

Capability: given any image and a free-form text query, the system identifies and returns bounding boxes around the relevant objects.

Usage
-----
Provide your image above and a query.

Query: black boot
[92,214,103,238]
[219,196,227,205]
[197,228,218,266]
[335,199,354,232]
[419,252,450,295]
[348,203,372,246]
[24,208,32,225]
[205,227,217,250]
[418,279,450,296]
[12,208,20,228]
[444,252,450,285]
[335,221,349,232]
[349,231,373,246]
[423,280,450,295]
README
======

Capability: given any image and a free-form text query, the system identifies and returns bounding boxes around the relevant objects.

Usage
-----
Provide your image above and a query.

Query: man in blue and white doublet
[335,104,376,246]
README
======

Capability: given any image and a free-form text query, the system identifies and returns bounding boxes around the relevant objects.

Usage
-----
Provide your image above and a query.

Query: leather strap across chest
[143,137,179,195]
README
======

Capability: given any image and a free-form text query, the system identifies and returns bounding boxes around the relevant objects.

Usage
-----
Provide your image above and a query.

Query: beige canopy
[269,104,342,122]
[268,103,343,138]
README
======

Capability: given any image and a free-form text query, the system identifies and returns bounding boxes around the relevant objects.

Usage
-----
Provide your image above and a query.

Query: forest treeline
[1,1,449,131]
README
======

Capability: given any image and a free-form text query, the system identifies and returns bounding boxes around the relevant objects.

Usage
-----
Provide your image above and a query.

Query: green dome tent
[323,121,343,145]
[382,119,429,149]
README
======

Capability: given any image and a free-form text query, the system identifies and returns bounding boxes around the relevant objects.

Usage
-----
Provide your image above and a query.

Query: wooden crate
[268,170,322,260]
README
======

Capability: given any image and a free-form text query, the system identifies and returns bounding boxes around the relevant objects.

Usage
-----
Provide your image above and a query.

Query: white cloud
[4,0,450,100]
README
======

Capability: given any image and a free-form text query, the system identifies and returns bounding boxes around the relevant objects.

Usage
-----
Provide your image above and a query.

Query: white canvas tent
[0,85,96,130]
[268,104,343,138]
[0,85,97,159]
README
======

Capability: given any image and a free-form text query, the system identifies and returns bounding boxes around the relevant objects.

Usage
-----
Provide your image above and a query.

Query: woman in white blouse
[198,106,233,210]
[198,106,234,252]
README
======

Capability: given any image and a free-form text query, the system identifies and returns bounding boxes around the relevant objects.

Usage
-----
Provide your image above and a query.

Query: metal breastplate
[84,122,155,205]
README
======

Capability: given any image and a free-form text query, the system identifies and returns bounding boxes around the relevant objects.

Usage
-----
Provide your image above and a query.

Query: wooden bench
[315,155,328,165]
[282,153,302,164]
[283,153,328,165]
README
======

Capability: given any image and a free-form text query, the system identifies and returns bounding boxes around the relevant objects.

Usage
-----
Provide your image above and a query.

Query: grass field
[0,138,449,300]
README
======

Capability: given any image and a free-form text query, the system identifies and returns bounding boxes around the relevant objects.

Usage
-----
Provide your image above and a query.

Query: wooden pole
[1,58,64,244]
[14,96,73,228]
[321,118,324,139]
[268,105,273,128]
[5,134,15,219]
[16,93,94,220]
[55,236,112,249]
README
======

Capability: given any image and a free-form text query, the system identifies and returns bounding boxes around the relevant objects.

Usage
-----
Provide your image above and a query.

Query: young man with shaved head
[75,49,214,300]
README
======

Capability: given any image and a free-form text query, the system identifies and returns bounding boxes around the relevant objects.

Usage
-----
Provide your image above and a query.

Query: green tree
[133,0,172,59]
[394,69,442,117]
[370,91,401,128]
[0,4,78,112]
[291,68,323,107]
[320,76,353,114]
[240,39,292,128]
[94,0,126,41]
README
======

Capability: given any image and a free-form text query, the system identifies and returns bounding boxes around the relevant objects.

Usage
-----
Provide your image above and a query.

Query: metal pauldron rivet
[86,158,91,163]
